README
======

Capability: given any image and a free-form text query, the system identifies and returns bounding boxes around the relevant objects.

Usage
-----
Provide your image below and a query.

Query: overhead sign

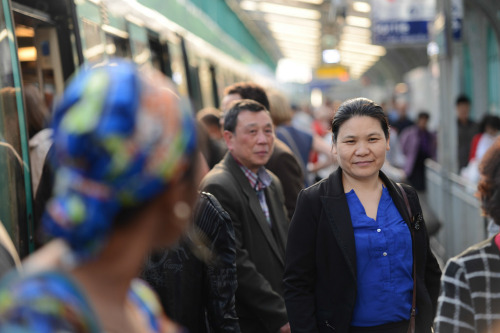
[371,0,436,46]
[315,65,349,80]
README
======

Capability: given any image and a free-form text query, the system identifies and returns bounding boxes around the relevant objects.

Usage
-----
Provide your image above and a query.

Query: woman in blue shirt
[284,98,441,333]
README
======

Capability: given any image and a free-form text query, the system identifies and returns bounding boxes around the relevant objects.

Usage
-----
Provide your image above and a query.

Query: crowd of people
[0,60,499,333]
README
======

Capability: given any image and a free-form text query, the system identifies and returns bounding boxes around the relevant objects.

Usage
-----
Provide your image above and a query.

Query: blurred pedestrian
[221,82,303,220]
[196,108,226,168]
[24,84,52,195]
[284,98,441,333]
[0,60,199,332]
[399,112,437,191]
[200,99,290,333]
[142,191,240,333]
[456,94,478,170]
[390,101,414,134]
[267,90,333,186]
[461,114,500,184]
[434,137,500,333]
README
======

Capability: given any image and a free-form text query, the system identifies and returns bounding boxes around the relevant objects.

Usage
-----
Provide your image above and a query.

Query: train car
[0,0,275,258]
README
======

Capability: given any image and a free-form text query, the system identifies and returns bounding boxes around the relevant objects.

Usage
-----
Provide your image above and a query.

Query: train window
[128,22,150,65]
[210,65,220,109]
[168,41,189,98]
[105,34,131,58]
[148,33,172,77]
[199,60,214,108]
[81,19,106,62]
[75,0,106,63]
[0,1,33,256]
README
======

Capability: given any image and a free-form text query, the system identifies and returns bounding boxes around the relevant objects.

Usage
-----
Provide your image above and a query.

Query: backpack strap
[396,183,416,333]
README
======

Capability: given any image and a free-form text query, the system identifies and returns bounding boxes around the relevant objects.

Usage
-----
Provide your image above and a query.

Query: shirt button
[383,252,388,256]
[377,229,381,233]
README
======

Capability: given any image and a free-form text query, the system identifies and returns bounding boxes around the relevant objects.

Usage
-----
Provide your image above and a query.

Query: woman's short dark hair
[477,138,500,225]
[331,97,389,143]
[223,99,267,133]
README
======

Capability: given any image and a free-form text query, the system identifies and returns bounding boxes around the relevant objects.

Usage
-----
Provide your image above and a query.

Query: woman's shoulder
[129,278,186,333]
[0,269,99,332]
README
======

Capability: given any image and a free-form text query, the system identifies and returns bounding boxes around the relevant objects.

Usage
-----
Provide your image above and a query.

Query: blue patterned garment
[0,270,185,332]
[42,59,197,260]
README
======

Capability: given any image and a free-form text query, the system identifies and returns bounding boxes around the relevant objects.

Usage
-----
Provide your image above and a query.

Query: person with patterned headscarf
[0,59,199,333]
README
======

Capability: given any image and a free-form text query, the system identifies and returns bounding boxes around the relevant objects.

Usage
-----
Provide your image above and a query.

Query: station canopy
[229,0,433,83]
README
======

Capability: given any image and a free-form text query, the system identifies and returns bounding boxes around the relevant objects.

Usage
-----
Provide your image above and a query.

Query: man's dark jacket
[200,153,289,333]
[266,139,303,220]
[142,192,240,332]
[284,168,442,333]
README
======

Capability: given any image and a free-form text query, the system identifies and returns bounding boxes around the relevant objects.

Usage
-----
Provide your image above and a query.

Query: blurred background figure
[0,60,199,332]
[309,104,338,182]
[456,94,479,171]
[400,112,437,191]
[434,137,500,333]
[25,84,52,195]
[461,114,500,184]
[196,107,226,169]
[290,103,313,134]
[390,101,414,134]
[268,90,332,186]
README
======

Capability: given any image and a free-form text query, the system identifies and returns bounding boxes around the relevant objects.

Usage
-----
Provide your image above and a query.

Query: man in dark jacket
[201,100,290,333]
[142,192,240,333]
[221,82,303,220]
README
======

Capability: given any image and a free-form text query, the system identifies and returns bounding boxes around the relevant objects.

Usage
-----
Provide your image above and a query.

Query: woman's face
[332,116,390,182]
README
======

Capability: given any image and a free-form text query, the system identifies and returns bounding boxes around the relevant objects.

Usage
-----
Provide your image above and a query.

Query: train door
[6,0,78,255]
[0,0,34,257]
[13,3,65,105]
[209,64,219,109]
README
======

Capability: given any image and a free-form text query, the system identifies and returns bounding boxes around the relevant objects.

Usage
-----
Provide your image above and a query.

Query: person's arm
[283,189,319,333]
[197,193,240,333]
[201,183,288,332]
[433,260,475,333]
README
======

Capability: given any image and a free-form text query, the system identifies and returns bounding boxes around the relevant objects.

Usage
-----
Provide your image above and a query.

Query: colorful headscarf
[43,60,197,260]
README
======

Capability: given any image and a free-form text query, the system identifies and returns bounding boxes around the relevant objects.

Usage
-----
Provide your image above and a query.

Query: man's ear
[223,130,234,151]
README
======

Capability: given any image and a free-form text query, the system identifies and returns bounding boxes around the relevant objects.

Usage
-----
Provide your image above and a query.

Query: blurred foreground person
[201,100,290,333]
[284,98,441,333]
[142,191,240,332]
[0,60,199,332]
[0,220,20,279]
[434,137,500,333]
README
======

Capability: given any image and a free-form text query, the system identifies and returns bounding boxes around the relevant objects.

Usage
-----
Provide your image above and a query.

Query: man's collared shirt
[235,160,272,226]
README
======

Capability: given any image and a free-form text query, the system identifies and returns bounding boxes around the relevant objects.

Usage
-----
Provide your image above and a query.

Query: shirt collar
[233,155,272,191]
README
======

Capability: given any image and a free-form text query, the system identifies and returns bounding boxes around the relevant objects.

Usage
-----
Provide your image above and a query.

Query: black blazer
[284,168,441,333]
[200,153,289,333]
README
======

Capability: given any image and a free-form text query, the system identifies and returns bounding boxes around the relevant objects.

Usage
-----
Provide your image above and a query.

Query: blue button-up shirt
[346,186,413,327]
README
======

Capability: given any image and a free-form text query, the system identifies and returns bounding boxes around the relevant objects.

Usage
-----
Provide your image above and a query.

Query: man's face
[224,110,275,173]
[456,102,470,122]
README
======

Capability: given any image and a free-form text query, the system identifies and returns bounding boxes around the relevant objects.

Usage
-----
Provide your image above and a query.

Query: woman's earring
[173,201,191,221]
